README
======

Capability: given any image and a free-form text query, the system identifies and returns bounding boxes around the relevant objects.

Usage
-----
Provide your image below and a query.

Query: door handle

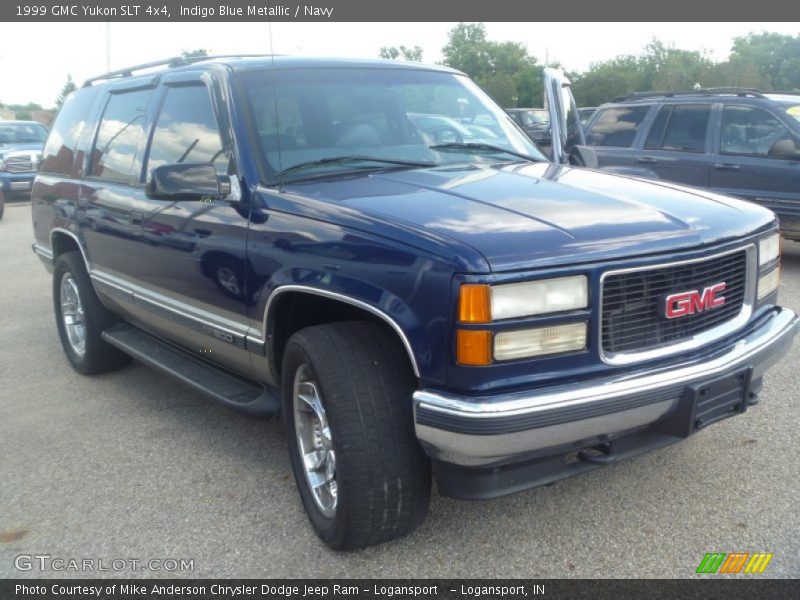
[195,229,212,238]
[638,157,658,164]
[714,163,740,171]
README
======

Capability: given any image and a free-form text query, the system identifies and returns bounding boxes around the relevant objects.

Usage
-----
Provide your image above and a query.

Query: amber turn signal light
[458,284,491,323]
[456,329,492,366]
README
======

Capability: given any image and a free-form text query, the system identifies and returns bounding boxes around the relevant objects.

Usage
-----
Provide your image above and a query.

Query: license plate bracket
[656,367,752,438]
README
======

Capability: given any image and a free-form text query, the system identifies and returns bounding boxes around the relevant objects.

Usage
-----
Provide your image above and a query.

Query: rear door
[636,103,713,187]
[585,104,653,171]
[86,73,255,376]
[709,104,800,209]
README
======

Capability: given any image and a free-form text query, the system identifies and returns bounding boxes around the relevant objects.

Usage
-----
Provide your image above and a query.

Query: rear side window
[90,89,152,183]
[653,104,711,153]
[721,105,791,157]
[146,85,227,174]
[586,106,650,147]
[40,88,100,176]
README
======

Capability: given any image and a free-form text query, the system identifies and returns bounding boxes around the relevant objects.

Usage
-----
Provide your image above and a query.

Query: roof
[83,55,462,87]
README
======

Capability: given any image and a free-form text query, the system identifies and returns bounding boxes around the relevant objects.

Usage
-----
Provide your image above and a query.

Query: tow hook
[577,443,616,465]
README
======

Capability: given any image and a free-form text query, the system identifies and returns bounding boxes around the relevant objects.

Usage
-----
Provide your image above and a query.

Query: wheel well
[51,231,82,261]
[270,292,416,379]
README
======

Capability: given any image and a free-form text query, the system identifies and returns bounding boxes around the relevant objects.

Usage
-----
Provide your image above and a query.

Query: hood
[0,142,44,158]
[284,162,776,272]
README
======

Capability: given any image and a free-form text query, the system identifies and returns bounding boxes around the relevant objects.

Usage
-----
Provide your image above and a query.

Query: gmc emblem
[665,283,727,319]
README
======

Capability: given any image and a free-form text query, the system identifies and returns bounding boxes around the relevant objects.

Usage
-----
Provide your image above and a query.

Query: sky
[1,21,799,107]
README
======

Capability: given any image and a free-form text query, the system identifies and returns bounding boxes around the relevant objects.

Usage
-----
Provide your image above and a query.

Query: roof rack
[82,54,274,87]
[612,87,769,102]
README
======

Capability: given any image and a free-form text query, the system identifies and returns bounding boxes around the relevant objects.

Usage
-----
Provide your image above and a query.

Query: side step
[102,324,280,418]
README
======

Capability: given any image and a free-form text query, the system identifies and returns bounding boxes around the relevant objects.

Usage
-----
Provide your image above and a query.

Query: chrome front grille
[601,247,753,362]
[4,156,34,173]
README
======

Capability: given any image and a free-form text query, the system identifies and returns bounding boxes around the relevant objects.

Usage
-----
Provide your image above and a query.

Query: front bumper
[414,307,798,497]
[0,172,35,193]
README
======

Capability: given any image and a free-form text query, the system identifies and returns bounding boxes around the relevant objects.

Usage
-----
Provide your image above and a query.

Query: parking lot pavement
[1,201,798,579]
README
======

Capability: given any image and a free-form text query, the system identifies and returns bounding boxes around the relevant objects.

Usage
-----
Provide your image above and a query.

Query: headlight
[494,322,587,361]
[488,275,588,320]
[456,276,589,365]
[758,267,780,299]
[759,233,780,266]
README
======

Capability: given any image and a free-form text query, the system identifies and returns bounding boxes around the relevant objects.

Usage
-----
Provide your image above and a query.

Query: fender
[260,284,421,378]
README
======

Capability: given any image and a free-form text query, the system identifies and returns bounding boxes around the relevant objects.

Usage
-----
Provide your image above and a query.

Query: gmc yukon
[31,58,798,550]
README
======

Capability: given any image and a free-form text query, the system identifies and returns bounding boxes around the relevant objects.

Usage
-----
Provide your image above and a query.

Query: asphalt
[1,200,798,578]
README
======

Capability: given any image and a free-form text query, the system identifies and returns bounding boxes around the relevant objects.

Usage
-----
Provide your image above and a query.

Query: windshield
[517,110,549,127]
[0,122,48,144]
[238,67,545,182]
[780,103,800,124]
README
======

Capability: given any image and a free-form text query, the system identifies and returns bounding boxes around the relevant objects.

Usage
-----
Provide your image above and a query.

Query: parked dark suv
[31,61,798,550]
[584,89,800,239]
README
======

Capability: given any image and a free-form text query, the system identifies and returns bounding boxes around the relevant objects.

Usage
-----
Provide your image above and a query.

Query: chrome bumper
[414,308,798,467]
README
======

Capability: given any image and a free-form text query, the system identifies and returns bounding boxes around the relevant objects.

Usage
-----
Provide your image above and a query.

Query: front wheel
[281,321,430,550]
[53,251,131,374]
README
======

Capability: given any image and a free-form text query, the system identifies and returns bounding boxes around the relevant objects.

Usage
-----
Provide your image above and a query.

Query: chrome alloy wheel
[60,272,86,357]
[215,266,241,295]
[293,364,337,517]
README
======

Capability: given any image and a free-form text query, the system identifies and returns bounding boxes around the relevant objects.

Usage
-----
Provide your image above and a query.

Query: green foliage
[379,45,423,62]
[438,25,800,109]
[56,75,77,109]
[441,23,543,108]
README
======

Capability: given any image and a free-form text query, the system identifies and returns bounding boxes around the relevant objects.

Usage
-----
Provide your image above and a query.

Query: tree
[441,23,543,107]
[379,45,423,62]
[56,75,77,109]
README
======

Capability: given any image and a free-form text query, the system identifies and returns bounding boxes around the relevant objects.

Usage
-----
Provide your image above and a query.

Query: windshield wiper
[429,142,542,163]
[275,155,437,179]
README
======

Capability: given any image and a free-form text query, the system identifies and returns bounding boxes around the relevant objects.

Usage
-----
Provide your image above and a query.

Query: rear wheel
[0,190,5,220]
[53,251,131,374]
[281,321,430,550]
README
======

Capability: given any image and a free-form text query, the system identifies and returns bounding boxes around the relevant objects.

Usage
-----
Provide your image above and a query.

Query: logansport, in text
[181,4,334,17]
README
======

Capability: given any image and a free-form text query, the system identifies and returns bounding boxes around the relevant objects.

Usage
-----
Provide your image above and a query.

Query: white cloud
[0,21,798,107]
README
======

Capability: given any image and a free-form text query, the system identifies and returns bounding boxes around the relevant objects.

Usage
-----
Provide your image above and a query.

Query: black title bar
[2,579,799,600]
[3,0,800,21]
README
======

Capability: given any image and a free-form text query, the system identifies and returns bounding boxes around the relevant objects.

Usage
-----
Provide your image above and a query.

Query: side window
[90,89,152,183]
[586,106,650,148]
[147,85,228,174]
[40,87,100,176]
[643,105,672,149]
[659,104,711,153]
[721,105,791,157]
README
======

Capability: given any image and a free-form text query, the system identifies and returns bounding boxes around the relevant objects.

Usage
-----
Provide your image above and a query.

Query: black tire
[53,251,131,374]
[281,321,431,550]
[0,191,5,221]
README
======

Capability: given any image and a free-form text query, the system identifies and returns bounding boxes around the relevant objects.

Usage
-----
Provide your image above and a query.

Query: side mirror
[543,67,586,165]
[147,163,222,200]
[769,138,800,161]
[569,145,599,169]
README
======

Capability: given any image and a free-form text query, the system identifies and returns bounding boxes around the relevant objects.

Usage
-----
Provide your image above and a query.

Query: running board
[102,324,279,418]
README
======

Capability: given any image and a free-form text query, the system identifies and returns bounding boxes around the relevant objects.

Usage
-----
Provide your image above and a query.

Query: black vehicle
[584,89,800,239]
[578,106,597,127]
[506,107,551,149]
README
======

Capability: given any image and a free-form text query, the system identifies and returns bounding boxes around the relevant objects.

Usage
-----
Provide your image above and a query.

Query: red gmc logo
[665,283,727,319]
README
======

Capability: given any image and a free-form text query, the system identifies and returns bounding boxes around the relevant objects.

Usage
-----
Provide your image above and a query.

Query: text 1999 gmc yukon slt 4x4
[31,58,798,550]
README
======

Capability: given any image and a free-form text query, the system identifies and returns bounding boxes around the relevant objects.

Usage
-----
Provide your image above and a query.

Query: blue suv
[0,120,48,220]
[31,60,798,549]
[584,89,800,239]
